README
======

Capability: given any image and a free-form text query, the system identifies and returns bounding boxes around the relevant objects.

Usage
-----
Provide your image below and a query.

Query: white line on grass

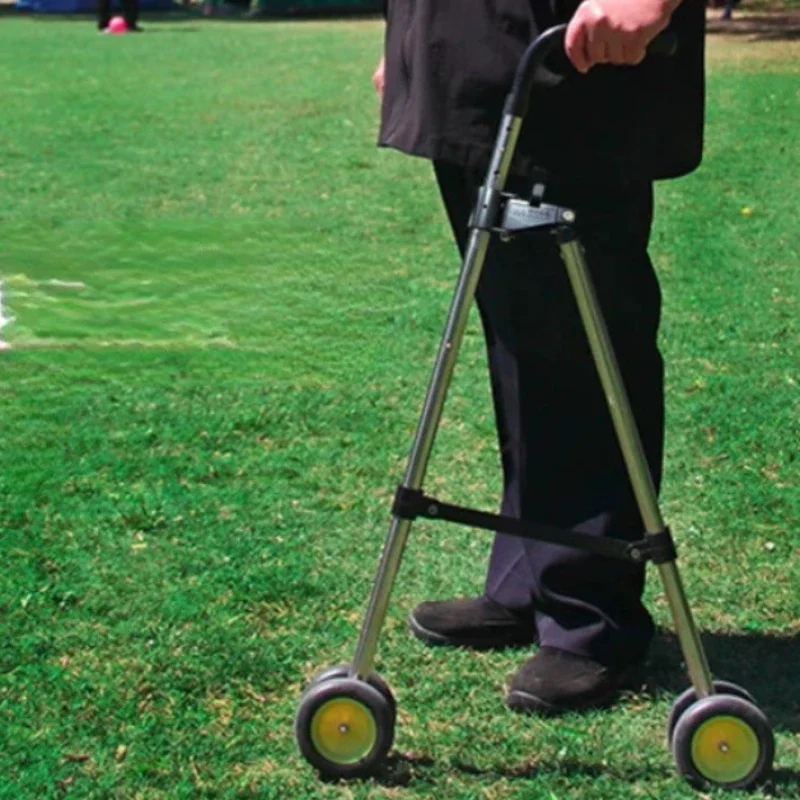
[0,281,12,351]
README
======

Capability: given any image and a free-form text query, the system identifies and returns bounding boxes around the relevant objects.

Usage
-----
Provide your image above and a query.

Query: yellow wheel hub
[310,697,378,765]
[691,714,760,784]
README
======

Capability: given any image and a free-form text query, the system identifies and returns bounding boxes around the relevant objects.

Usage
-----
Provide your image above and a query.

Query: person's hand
[565,0,679,73]
[373,56,386,99]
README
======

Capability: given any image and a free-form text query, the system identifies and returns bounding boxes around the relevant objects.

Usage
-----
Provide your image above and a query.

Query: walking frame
[295,25,775,791]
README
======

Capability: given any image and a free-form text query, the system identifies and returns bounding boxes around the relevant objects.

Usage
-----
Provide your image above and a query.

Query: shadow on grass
[707,12,800,41]
[366,628,799,794]
[644,628,800,734]
[375,751,800,796]
[372,751,650,787]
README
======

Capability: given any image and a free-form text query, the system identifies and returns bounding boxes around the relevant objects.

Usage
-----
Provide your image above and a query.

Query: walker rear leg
[557,232,774,789]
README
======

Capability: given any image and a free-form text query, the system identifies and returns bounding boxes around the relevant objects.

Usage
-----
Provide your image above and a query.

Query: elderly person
[372,0,705,713]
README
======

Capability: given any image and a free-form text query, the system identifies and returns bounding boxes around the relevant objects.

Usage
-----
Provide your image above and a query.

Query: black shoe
[409,596,537,650]
[506,646,645,715]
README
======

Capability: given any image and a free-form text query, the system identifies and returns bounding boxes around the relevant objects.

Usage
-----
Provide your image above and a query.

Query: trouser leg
[433,160,662,668]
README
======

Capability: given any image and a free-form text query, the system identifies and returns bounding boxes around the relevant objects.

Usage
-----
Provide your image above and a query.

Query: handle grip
[505,24,678,118]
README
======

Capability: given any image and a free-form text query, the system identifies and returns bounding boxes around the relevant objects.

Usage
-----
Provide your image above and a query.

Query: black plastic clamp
[626,528,678,565]
[392,486,427,520]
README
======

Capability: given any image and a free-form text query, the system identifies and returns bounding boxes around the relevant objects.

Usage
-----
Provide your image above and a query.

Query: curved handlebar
[505,24,678,118]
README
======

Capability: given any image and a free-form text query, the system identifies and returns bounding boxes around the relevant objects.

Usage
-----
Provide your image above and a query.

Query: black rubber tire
[302,663,397,725]
[667,681,755,746]
[295,677,394,780]
[671,694,774,790]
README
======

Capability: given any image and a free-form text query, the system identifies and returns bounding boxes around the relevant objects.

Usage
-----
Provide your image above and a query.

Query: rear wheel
[671,694,774,790]
[666,681,754,746]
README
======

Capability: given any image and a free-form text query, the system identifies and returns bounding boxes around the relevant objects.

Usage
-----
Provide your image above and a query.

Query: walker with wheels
[294,25,776,791]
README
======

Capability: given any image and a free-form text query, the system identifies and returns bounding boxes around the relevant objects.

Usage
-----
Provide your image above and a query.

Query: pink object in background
[108,15,128,33]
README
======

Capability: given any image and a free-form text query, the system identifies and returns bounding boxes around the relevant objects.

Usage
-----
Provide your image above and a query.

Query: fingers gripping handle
[504,24,678,119]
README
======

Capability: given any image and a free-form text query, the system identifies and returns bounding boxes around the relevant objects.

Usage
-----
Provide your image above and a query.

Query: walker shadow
[375,752,800,796]
[707,12,800,42]
[371,628,798,793]
[643,628,800,734]
[373,751,656,789]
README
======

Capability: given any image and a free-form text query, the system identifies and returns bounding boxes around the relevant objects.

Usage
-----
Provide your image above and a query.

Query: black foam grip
[505,25,679,119]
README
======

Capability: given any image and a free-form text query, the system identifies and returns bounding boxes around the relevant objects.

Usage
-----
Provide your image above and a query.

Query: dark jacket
[378,0,705,184]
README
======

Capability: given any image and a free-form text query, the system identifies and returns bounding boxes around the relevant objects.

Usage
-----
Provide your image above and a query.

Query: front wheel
[671,694,774,790]
[295,677,394,780]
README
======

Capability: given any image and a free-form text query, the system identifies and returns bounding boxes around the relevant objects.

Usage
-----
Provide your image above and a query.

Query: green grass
[1,16,798,800]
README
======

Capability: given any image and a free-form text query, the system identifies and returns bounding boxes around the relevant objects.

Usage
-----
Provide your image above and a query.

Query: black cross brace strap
[392,485,677,565]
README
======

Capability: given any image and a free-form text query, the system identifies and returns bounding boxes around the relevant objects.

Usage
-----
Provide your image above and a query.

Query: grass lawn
[0,13,798,800]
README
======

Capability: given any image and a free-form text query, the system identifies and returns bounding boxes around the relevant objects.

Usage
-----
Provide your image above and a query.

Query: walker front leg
[293,224,492,782]
[352,112,524,682]
[294,107,526,781]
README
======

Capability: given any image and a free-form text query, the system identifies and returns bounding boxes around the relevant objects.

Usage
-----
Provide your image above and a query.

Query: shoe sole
[506,663,646,716]
[408,612,537,651]
[506,686,618,715]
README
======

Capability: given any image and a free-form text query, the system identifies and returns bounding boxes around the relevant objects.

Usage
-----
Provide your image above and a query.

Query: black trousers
[434,161,663,668]
[97,0,139,29]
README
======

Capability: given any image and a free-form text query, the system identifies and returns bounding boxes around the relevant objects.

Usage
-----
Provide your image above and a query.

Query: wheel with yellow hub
[671,694,774,790]
[666,681,754,746]
[295,677,394,779]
